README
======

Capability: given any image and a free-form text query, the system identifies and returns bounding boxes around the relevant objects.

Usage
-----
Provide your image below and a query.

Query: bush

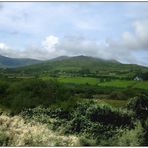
[108,91,127,100]
[86,104,133,127]
[67,114,90,133]
[5,79,70,113]
[122,88,138,98]
[143,119,148,145]
[0,128,9,146]
[50,97,80,112]
[0,80,9,98]
[127,95,148,118]
[79,136,97,146]
[111,121,144,146]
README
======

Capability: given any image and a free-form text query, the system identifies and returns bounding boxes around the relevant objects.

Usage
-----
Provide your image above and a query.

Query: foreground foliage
[0,78,148,146]
[0,114,80,146]
[20,100,147,146]
[0,79,70,113]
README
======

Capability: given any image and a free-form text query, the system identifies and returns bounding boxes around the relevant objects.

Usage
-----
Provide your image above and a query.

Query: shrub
[86,104,133,127]
[0,128,9,146]
[108,91,127,100]
[5,79,70,113]
[122,88,138,98]
[50,97,80,112]
[111,121,144,146]
[73,101,92,116]
[127,95,148,119]
[79,136,97,146]
[66,114,89,133]
[143,119,148,145]
[0,80,9,97]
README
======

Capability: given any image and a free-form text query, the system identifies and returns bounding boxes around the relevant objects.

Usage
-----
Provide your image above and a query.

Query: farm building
[134,76,143,81]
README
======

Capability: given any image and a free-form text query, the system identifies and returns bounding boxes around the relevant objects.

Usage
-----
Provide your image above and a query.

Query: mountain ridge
[0,54,41,68]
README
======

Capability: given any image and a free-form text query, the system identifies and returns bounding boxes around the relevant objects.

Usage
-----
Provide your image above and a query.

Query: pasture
[41,76,148,90]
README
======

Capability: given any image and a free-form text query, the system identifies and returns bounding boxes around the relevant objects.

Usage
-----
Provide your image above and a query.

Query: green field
[97,80,136,88]
[41,76,148,90]
[58,76,98,85]
[98,80,148,90]
[133,81,148,89]
[41,76,98,85]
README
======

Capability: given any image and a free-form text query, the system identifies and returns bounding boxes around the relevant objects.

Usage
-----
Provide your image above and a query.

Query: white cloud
[42,35,59,53]
[0,42,24,59]
[122,18,148,50]
[17,35,65,60]
[0,43,12,57]
[0,43,9,50]
[56,36,99,56]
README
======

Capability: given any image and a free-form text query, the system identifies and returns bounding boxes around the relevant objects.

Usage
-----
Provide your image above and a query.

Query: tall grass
[0,114,80,146]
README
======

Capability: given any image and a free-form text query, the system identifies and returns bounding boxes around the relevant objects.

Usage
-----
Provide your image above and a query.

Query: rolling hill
[50,56,70,61]
[0,55,41,68]
[5,55,148,79]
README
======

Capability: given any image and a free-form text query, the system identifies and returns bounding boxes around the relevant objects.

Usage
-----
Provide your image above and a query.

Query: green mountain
[0,55,41,68]
[7,55,148,79]
[50,56,70,61]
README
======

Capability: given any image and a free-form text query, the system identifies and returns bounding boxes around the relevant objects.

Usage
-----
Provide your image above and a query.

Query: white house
[134,76,143,81]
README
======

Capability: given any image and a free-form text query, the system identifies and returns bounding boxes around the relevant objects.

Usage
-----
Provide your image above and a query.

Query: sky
[0,2,148,66]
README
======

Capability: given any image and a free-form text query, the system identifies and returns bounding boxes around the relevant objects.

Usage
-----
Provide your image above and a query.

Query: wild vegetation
[0,55,148,146]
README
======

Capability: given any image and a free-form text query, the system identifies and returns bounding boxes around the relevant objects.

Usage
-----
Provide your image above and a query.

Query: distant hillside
[0,55,41,68]
[7,55,148,79]
[51,56,70,61]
